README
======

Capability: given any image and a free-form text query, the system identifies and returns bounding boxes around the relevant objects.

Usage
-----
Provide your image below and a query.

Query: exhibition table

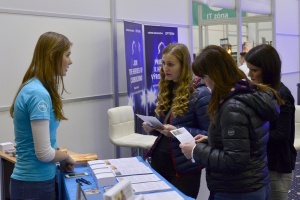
[62,156,195,200]
[0,152,195,200]
[0,150,16,200]
[0,150,75,200]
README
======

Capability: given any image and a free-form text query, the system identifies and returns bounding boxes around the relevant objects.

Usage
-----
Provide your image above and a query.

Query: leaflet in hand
[171,128,196,163]
[170,127,195,144]
[136,114,164,129]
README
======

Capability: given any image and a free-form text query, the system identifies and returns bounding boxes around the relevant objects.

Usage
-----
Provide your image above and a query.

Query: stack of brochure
[87,159,115,187]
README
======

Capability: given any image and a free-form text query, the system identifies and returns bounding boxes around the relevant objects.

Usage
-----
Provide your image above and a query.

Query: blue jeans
[269,171,293,200]
[10,178,56,200]
[209,183,270,200]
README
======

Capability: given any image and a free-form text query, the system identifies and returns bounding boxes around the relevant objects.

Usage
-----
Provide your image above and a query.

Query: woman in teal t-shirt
[10,32,76,200]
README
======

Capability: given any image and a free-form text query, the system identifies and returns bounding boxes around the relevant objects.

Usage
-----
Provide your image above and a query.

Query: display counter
[0,150,16,199]
[62,156,195,200]
[0,152,194,200]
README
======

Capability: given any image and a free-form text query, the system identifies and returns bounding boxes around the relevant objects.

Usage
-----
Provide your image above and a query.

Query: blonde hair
[10,32,72,121]
[155,43,193,117]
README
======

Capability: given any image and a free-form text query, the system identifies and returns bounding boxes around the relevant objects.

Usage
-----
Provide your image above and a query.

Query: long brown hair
[10,32,72,121]
[155,43,193,117]
[192,45,283,119]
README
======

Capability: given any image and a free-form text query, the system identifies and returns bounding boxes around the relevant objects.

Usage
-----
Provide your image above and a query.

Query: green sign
[192,2,200,26]
[193,3,246,26]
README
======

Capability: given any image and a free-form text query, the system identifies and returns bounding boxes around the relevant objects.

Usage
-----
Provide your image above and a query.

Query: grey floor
[288,150,300,200]
[197,169,209,200]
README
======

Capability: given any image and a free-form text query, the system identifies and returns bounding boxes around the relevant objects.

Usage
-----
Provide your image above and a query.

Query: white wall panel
[0,0,110,18]
[207,0,235,10]
[116,0,189,26]
[57,99,115,159]
[116,22,127,93]
[276,35,299,73]
[274,0,299,105]
[275,0,299,35]
[178,28,191,49]
[277,35,299,101]
[242,0,271,15]
[0,13,113,106]
[281,73,299,104]
[0,112,14,142]
[202,0,271,14]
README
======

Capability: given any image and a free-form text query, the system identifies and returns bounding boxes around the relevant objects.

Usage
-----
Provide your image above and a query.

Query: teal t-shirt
[11,78,60,181]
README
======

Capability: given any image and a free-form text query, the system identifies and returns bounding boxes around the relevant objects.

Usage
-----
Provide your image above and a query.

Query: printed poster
[144,25,178,116]
[124,21,146,134]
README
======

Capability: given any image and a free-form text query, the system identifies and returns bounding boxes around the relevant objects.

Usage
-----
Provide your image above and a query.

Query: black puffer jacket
[193,89,280,193]
[147,79,211,175]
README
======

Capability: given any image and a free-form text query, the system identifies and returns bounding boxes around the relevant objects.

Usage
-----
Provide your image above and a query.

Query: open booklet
[136,114,164,129]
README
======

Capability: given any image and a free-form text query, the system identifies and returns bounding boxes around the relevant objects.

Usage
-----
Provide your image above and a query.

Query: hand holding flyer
[171,127,196,163]
[136,114,164,129]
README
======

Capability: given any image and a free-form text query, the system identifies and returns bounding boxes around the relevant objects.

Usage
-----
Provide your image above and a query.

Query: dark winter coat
[193,86,280,193]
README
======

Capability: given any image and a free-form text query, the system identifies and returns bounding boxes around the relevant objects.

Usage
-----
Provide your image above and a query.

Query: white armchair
[294,105,300,150]
[107,106,157,158]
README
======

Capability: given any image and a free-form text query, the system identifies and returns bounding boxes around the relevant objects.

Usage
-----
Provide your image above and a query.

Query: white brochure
[136,114,164,129]
[170,127,196,163]
[141,191,184,200]
[117,174,161,184]
[170,127,195,144]
[132,181,171,193]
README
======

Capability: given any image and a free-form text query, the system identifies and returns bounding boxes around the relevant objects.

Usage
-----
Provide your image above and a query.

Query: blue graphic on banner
[124,21,146,133]
[144,25,178,116]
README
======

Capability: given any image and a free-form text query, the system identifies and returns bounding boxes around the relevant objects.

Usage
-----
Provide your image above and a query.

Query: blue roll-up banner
[144,25,178,116]
[124,21,146,134]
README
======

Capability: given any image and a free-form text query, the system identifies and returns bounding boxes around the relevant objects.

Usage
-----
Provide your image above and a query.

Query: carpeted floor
[288,150,300,200]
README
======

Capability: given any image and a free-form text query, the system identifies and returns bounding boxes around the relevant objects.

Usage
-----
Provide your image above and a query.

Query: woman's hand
[142,122,154,133]
[179,142,196,159]
[157,124,177,137]
[194,134,208,143]
[60,156,76,172]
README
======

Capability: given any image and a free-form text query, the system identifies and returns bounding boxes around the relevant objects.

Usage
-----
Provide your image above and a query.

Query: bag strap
[163,109,172,124]
[192,76,200,89]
